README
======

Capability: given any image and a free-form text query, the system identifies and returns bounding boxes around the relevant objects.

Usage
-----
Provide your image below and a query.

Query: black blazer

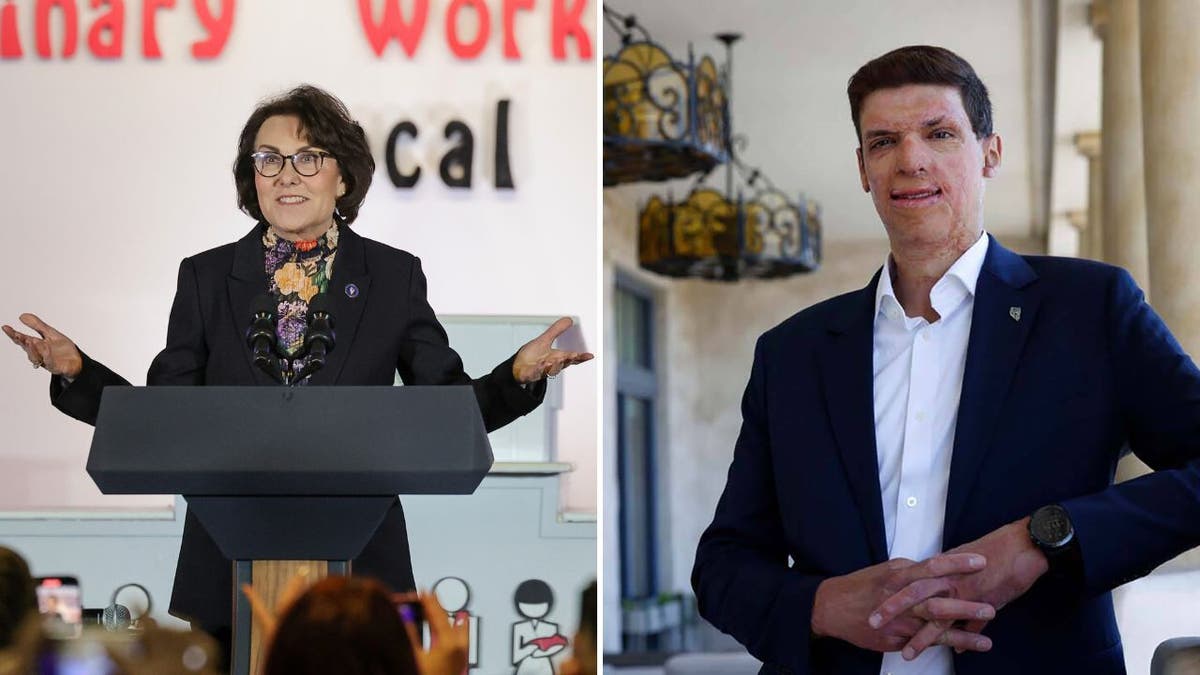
[50,223,545,629]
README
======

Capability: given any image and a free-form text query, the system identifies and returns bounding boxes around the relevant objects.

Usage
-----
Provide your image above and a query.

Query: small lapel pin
[1009,306,1021,322]
[345,283,360,299]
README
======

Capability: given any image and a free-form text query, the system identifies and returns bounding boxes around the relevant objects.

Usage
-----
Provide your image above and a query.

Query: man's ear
[856,147,869,193]
[982,133,1003,178]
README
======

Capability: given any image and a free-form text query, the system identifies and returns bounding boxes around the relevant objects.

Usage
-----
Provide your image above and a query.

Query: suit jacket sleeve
[1062,268,1200,594]
[50,258,208,425]
[692,335,825,673]
[396,256,545,433]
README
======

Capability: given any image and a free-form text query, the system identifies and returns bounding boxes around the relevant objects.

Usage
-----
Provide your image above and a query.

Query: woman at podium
[3,85,591,658]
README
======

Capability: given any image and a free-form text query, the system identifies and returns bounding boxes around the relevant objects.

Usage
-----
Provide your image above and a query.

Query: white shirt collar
[874,232,990,322]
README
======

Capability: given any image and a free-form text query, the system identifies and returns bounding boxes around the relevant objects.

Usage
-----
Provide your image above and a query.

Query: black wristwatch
[1028,504,1083,581]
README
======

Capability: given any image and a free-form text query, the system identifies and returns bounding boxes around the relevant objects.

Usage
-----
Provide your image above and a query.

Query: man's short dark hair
[847,45,993,144]
[234,85,375,225]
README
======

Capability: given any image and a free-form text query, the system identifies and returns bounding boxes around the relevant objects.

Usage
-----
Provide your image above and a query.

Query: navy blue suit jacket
[693,237,1200,674]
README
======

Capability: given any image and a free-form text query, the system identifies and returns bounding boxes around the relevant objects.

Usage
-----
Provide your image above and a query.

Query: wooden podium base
[232,559,349,675]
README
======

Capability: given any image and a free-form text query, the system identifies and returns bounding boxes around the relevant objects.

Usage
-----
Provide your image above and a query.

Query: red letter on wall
[551,0,590,61]
[87,0,123,58]
[1,1,23,58]
[36,0,78,59]
[445,0,488,60]
[142,0,174,58]
[357,0,428,58]
[501,0,532,59]
[191,0,233,59]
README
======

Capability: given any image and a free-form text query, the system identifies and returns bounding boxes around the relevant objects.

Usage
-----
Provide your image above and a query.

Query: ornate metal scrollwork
[603,9,730,187]
[607,7,823,280]
[638,181,821,281]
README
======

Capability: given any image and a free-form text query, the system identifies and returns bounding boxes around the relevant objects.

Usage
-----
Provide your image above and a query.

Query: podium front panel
[87,386,493,496]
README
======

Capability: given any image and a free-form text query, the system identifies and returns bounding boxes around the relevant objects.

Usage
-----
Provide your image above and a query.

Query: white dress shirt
[874,233,989,675]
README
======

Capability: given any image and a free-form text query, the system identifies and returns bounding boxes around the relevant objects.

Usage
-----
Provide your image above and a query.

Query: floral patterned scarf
[263,222,339,356]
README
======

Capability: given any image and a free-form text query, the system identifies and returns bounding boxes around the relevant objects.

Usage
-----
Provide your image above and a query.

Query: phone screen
[393,593,426,635]
[35,576,83,639]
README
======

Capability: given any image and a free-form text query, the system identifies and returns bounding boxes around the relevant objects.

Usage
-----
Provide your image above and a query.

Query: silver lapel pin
[1009,306,1022,322]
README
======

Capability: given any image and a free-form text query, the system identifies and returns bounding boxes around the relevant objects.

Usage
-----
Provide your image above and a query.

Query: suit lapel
[307,224,371,385]
[227,225,272,386]
[821,272,888,564]
[943,237,1040,543]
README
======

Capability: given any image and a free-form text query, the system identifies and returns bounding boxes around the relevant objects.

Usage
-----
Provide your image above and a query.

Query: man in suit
[692,45,1200,674]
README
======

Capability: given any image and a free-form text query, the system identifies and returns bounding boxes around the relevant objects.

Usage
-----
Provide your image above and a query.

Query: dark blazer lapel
[227,225,272,386]
[821,271,888,563]
[308,224,371,385]
[943,236,1041,543]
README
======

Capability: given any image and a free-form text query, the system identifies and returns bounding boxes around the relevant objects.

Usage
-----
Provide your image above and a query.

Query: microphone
[246,295,284,383]
[101,603,131,631]
[295,293,335,382]
[102,582,152,632]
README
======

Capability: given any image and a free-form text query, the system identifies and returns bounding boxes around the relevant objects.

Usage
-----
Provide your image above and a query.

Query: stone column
[1063,210,1087,258]
[1139,0,1200,565]
[1073,131,1102,261]
[1095,0,1151,292]
[1141,2,1200,355]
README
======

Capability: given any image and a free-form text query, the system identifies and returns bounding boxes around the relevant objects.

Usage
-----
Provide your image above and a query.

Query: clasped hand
[813,518,1048,660]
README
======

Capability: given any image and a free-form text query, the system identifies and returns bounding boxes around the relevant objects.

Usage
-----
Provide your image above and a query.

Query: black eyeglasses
[250,150,335,178]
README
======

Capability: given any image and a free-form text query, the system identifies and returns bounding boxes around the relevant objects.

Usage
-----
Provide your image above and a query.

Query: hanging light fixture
[603,6,730,186]
[637,34,822,281]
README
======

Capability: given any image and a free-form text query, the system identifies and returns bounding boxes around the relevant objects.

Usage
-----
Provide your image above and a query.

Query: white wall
[0,1,598,512]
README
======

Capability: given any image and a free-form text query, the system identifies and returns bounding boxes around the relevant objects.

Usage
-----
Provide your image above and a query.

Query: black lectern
[86,386,493,675]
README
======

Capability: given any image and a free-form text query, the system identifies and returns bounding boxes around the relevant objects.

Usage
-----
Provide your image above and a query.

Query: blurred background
[601,1,1200,674]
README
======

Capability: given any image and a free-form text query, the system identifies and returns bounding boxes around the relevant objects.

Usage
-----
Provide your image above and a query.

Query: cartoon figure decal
[510,579,568,675]
[429,576,480,672]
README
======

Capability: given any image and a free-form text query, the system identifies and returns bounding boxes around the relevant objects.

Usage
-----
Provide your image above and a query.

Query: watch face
[1032,505,1072,547]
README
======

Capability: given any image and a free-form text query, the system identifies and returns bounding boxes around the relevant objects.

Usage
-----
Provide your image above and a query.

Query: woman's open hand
[512,317,593,384]
[2,314,83,378]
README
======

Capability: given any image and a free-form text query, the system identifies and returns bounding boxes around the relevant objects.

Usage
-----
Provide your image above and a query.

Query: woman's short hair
[846,45,993,144]
[234,85,375,225]
[263,576,417,675]
[0,546,37,649]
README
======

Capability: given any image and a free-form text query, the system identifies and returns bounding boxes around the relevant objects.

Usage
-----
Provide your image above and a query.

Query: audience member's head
[562,580,597,675]
[0,547,36,649]
[263,576,418,675]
